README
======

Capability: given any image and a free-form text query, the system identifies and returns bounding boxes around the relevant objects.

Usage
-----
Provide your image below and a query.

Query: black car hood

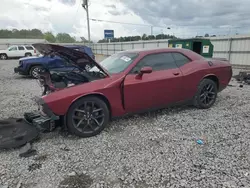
[32,43,108,75]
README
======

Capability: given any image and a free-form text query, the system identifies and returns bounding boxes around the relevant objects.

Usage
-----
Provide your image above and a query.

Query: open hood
[32,43,109,75]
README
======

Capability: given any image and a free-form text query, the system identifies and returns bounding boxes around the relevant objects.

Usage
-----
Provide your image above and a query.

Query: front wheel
[193,79,218,109]
[66,96,110,138]
[29,65,42,79]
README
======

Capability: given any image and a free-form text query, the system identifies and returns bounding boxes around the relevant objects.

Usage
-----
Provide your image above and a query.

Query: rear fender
[201,74,219,88]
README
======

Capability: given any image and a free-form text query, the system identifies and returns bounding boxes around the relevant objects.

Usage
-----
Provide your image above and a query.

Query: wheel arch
[202,74,219,89]
[70,92,112,118]
[28,63,43,72]
[25,52,32,55]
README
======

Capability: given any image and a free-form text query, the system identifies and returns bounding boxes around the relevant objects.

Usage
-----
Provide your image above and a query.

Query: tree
[205,33,209,37]
[56,33,76,43]
[44,32,56,43]
[142,33,147,40]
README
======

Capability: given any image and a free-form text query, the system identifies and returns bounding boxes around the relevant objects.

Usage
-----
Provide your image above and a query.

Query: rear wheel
[193,78,218,109]
[0,54,8,60]
[25,53,32,57]
[66,96,110,138]
[29,65,42,79]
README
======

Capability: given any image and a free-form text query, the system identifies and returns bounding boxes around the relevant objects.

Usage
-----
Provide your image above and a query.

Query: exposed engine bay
[37,67,106,95]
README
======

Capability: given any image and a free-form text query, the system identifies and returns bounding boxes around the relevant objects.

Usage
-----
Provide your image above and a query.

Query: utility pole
[82,0,91,44]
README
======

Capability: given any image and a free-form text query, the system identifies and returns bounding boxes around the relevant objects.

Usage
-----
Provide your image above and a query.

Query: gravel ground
[0,59,250,188]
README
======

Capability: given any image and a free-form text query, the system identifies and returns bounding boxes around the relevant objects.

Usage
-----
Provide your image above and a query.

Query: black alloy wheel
[193,78,218,109]
[200,83,216,106]
[66,96,110,138]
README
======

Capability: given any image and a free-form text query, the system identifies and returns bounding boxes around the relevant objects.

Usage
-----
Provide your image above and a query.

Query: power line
[89,18,152,27]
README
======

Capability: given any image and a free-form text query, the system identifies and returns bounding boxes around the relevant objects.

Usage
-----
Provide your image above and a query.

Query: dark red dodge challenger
[25,43,232,138]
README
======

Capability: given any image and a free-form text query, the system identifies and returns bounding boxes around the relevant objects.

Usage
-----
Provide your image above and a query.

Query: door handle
[173,72,180,76]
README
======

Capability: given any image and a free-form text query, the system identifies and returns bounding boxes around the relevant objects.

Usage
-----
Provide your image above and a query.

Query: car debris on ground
[233,70,250,84]
[19,143,37,158]
[0,118,38,150]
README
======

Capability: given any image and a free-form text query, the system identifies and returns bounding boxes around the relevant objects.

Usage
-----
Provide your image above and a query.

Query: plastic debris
[196,139,205,145]
[19,143,37,158]
[0,118,39,149]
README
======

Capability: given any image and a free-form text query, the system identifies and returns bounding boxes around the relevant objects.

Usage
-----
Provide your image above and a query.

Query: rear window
[25,46,34,50]
[171,52,190,67]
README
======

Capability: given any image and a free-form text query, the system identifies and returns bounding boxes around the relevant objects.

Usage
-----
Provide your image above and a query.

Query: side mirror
[136,66,152,79]
[140,66,152,74]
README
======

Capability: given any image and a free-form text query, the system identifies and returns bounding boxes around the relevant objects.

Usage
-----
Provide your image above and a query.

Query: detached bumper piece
[24,112,57,132]
[0,118,39,149]
[14,66,26,75]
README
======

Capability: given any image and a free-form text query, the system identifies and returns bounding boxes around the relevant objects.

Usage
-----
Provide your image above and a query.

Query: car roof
[118,47,204,61]
[120,47,192,54]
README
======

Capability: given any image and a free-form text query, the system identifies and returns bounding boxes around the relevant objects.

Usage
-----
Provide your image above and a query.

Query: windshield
[90,52,138,74]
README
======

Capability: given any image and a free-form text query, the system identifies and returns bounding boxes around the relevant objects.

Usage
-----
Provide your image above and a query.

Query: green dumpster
[168,38,214,58]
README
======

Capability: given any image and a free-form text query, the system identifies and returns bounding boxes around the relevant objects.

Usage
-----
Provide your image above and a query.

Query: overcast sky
[1,0,250,41]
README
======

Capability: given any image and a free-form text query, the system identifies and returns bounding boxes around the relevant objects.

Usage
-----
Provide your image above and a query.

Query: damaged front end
[24,96,60,132]
[32,43,109,96]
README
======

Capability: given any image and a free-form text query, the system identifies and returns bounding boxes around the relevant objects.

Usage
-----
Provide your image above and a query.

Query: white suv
[0,45,38,60]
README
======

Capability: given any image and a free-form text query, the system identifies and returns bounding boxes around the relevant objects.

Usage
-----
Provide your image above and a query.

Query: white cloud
[0,0,148,41]
[1,0,248,41]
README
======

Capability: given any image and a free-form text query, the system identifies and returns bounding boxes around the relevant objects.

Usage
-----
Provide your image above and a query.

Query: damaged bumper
[14,66,27,75]
[24,97,59,132]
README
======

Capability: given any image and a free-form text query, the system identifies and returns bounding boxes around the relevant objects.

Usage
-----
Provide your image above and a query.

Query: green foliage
[97,33,177,43]
[0,28,76,43]
[56,33,76,43]
[0,29,44,39]
[44,32,56,43]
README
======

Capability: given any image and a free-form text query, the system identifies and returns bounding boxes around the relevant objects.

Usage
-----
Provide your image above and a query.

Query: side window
[18,46,25,50]
[131,53,177,73]
[9,46,17,51]
[172,53,190,67]
[25,46,34,50]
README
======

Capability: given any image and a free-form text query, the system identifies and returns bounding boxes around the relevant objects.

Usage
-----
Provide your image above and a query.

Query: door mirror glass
[140,66,152,74]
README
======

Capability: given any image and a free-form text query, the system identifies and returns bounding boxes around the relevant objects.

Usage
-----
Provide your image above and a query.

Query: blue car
[14,45,95,78]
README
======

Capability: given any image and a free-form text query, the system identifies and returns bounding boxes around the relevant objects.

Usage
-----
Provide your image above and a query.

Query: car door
[7,46,18,57]
[123,52,184,113]
[171,52,195,101]
[17,46,25,57]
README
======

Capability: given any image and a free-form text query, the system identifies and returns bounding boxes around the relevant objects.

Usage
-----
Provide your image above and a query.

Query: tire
[66,96,110,138]
[193,78,218,109]
[25,53,32,57]
[29,65,42,79]
[0,54,8,60]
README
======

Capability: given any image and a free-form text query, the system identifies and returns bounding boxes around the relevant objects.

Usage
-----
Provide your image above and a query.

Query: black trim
[120,77,126,110]
[14,67,28,75]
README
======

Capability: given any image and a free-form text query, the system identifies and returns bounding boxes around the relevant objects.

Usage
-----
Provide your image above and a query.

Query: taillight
[34,49,36,53]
